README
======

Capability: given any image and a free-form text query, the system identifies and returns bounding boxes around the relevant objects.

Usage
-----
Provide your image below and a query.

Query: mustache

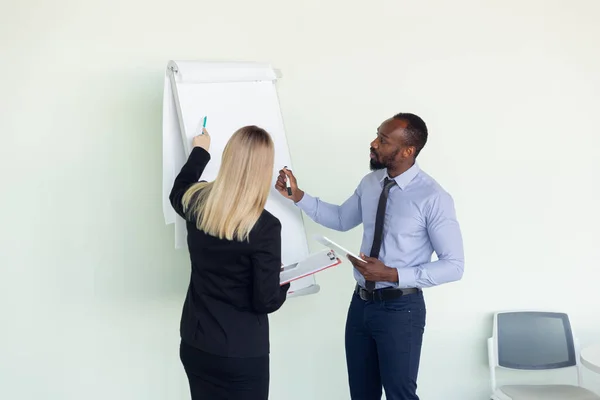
[370,147,377,156]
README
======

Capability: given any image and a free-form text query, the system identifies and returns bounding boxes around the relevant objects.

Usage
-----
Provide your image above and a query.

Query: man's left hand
[347,253,398,283]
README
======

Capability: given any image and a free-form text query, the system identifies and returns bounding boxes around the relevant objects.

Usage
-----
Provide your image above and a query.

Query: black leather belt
[355,284,420,301]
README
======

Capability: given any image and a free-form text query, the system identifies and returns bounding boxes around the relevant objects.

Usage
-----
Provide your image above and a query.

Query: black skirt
[179,340,270,400]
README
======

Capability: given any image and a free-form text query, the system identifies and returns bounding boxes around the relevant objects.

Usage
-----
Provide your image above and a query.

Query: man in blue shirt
[275,113,464,400]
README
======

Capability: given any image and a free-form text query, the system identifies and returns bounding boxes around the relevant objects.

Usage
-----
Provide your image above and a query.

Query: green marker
[196,116,208,135]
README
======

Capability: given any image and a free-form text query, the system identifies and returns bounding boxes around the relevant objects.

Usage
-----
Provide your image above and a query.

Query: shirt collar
[378,162,420,190]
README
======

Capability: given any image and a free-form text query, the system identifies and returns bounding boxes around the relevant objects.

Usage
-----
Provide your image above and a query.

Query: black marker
[283,166,292,196]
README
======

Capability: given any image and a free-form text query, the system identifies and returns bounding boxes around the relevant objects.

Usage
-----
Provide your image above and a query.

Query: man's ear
[402,146,415,159]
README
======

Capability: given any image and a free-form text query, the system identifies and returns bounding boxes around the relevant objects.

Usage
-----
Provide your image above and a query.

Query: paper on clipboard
[313,234,366,263]
[280,248,341,285]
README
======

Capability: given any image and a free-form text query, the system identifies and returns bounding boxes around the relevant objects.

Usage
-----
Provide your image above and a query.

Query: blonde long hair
[182,125,275,242]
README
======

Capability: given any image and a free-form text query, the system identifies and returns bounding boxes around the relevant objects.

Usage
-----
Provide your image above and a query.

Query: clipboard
[313,234,366,263]
[280,248,342,285]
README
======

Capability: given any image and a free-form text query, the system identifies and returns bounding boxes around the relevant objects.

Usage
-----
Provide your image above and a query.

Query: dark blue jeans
[345,290,426,400]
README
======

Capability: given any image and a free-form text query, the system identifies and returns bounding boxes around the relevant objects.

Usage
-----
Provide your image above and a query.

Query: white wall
[2,0,600,399]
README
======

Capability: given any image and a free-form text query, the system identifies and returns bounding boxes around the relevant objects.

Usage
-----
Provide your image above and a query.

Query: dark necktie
[365,177,396,291]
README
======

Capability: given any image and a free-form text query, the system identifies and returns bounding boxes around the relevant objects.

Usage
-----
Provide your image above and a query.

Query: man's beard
[370,158,386,171]
[369,148,399,171]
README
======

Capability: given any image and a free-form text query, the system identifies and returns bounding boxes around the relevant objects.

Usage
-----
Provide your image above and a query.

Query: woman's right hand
[192,128,211,151]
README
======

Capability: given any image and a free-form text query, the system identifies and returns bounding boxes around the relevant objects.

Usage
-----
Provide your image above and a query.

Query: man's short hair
[393,113,428,157]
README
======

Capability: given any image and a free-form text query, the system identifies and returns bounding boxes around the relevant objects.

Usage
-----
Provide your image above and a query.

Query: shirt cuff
[396,268,417,289]
[295,192,317,212]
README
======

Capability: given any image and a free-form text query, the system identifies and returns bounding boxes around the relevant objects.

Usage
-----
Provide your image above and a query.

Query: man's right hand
[275,167,304,203]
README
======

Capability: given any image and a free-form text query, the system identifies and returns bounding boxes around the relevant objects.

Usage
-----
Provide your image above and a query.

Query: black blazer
[169,146,290,358]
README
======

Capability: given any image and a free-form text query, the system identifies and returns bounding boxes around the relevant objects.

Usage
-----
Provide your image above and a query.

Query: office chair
[487,311,600,400]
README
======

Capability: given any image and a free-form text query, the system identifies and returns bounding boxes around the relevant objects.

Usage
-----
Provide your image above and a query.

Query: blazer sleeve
[169,147,211,219]
[250,218,290,314]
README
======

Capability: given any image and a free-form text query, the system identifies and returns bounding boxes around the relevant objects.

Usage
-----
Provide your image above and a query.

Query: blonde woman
[169,125,290,400]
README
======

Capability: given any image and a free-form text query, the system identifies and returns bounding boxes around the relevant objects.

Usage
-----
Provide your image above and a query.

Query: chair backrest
[487,311,583,392]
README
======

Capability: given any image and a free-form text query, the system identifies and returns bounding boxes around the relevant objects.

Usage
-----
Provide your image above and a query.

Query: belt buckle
[358,288,367,301]
[357,287,370,301]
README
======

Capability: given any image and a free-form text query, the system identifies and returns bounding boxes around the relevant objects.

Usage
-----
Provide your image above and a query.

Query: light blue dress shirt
[295,162,464,289]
